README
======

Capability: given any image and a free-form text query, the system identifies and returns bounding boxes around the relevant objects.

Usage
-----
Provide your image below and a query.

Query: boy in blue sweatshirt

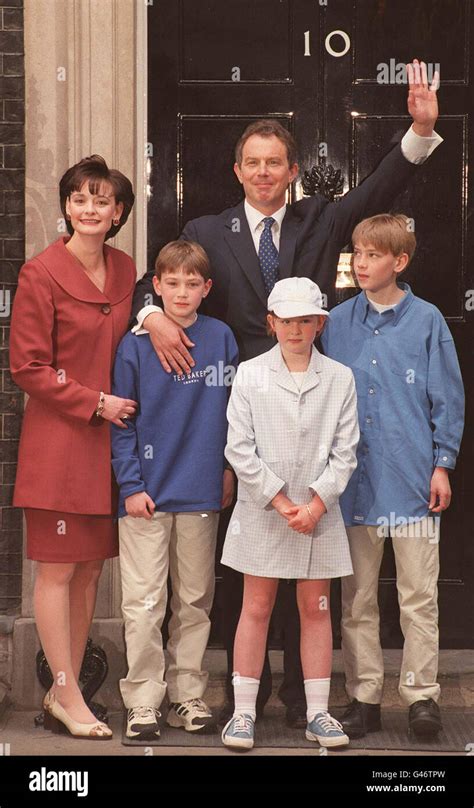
[112,241,238,741]
[321,214,464,741]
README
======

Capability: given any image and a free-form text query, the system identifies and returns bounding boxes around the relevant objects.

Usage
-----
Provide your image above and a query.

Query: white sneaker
[126,706,161,739]
[167,698,215,733]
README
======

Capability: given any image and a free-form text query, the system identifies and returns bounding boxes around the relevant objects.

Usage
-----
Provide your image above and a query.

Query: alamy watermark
[377,59,440,86]
[376,513,439,543]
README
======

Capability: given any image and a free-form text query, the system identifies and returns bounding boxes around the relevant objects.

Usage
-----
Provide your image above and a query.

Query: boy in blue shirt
[112,241,238,740]
[321,214,464,740]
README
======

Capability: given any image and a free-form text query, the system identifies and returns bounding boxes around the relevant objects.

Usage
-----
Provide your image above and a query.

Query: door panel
[180,0,292,83]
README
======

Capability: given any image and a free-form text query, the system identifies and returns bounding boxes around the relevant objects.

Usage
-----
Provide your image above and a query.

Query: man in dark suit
[130,59,441,727]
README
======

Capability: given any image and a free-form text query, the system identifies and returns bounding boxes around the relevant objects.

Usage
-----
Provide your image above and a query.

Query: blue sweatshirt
[111,314,239,517]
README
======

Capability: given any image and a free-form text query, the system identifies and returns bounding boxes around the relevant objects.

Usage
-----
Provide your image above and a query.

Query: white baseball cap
[267,277,330,318]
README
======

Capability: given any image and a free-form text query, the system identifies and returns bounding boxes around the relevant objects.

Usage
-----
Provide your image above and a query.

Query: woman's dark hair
[59,154,135,240]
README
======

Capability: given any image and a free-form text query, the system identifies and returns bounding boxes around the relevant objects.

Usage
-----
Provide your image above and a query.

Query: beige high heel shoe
[43,690,112,739]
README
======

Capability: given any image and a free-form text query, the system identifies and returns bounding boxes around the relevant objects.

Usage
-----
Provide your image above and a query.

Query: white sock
[304,678,331,723]
[232,673,259,720]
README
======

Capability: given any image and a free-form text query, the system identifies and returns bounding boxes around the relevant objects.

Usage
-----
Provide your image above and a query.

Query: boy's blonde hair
[352,214,416,265]
[154,240,211,281]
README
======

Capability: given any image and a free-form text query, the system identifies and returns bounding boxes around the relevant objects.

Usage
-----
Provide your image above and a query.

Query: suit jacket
[132,143,421,361]
[221,343,359,578]
[10,237,136,514]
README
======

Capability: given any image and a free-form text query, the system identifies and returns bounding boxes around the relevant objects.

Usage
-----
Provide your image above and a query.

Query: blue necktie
[258,216,279,295]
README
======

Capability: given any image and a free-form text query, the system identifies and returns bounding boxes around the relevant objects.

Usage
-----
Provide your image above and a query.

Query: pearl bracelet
[306,503,316,521]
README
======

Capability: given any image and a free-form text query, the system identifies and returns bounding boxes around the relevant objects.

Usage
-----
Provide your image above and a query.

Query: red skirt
[25,508,119,562]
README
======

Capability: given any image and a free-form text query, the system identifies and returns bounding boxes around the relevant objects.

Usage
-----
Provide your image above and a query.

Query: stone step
[6,618,474,711]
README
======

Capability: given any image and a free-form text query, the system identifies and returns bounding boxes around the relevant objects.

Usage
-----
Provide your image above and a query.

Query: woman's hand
[101,394,137,428]
[144,312,196,374]
[125,491,156,519]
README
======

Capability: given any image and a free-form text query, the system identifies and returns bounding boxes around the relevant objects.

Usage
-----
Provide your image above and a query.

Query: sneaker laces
[232,713,253,733]
[183,698,209,715]
[129,706,159,721]
[315,711,344,732]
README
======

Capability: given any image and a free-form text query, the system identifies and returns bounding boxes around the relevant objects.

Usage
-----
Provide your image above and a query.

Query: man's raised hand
[407,58,439,137]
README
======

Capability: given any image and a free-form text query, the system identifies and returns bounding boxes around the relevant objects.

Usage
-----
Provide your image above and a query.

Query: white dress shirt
[244,199,286,253]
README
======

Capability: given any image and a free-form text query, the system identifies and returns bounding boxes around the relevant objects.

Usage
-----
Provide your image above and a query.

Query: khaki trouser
[341,518,440,707]
[118,510,218,709]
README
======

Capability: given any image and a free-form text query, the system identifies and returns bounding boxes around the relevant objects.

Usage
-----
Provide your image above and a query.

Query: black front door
[147,0,474,648]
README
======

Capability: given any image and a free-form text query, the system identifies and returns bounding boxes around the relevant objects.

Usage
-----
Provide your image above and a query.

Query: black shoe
[285,700,307,729]
[408,698,442,738]
[218,701,265,726]
[340,699,381,739]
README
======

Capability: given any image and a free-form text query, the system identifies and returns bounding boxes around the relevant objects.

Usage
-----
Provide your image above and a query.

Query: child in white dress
[221,277,359,750]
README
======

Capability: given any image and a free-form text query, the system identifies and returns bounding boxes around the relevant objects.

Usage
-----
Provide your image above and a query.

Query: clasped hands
[271,490,327,535]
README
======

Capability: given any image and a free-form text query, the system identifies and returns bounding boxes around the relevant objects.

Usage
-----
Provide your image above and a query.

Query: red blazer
[10,237,136,514]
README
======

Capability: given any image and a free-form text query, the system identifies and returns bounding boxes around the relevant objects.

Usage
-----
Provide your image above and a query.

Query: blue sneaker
[306,711,349,748]
[221,712,255,750]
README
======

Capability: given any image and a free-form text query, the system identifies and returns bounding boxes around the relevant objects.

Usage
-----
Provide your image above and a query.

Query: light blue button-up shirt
[321,283,465,525]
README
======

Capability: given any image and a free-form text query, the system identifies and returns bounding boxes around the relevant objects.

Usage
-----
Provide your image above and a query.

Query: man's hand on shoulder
[144,311,196,374]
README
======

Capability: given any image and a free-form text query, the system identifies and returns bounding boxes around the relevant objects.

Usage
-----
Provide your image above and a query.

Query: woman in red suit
[10,155,137,739]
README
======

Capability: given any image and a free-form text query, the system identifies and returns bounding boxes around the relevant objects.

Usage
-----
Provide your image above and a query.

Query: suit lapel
[223,201,302,304]
[224,202,267,307]
[278,207,301,280]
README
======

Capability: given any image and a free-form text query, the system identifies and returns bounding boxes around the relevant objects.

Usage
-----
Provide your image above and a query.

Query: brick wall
[0,0,24,614]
